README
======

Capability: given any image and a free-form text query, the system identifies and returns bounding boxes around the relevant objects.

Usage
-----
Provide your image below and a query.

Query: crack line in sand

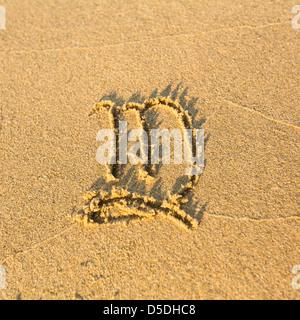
[203,211,300,222]
[223,99,300,130]
[0,21,291,55]
[1,224,75,265]
[1,213,299,265]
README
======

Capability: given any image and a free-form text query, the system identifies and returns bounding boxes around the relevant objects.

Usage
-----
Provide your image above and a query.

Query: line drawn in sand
[74,84,209,229]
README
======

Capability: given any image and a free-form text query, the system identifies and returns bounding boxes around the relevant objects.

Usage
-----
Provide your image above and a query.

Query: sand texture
[0,0,299,299]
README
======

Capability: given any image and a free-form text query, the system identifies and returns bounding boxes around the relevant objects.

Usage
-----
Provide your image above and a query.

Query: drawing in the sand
[75,96,206,229]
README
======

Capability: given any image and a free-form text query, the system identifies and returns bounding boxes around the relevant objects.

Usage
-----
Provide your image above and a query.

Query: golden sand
[0,0,299,299]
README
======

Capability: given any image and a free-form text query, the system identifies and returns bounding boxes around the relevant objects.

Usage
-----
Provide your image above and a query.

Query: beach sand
[0,0,299,299]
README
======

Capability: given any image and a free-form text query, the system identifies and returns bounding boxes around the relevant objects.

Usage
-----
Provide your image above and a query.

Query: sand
[0,0,299,299]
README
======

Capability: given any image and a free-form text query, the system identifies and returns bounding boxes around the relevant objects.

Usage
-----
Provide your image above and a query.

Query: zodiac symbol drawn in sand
[75,95,205,229]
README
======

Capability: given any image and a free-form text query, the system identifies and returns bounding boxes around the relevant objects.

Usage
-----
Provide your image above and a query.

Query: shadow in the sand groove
[81,83,210,227]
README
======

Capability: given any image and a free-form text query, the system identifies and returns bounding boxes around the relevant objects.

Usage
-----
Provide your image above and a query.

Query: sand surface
[0,0,299,299]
